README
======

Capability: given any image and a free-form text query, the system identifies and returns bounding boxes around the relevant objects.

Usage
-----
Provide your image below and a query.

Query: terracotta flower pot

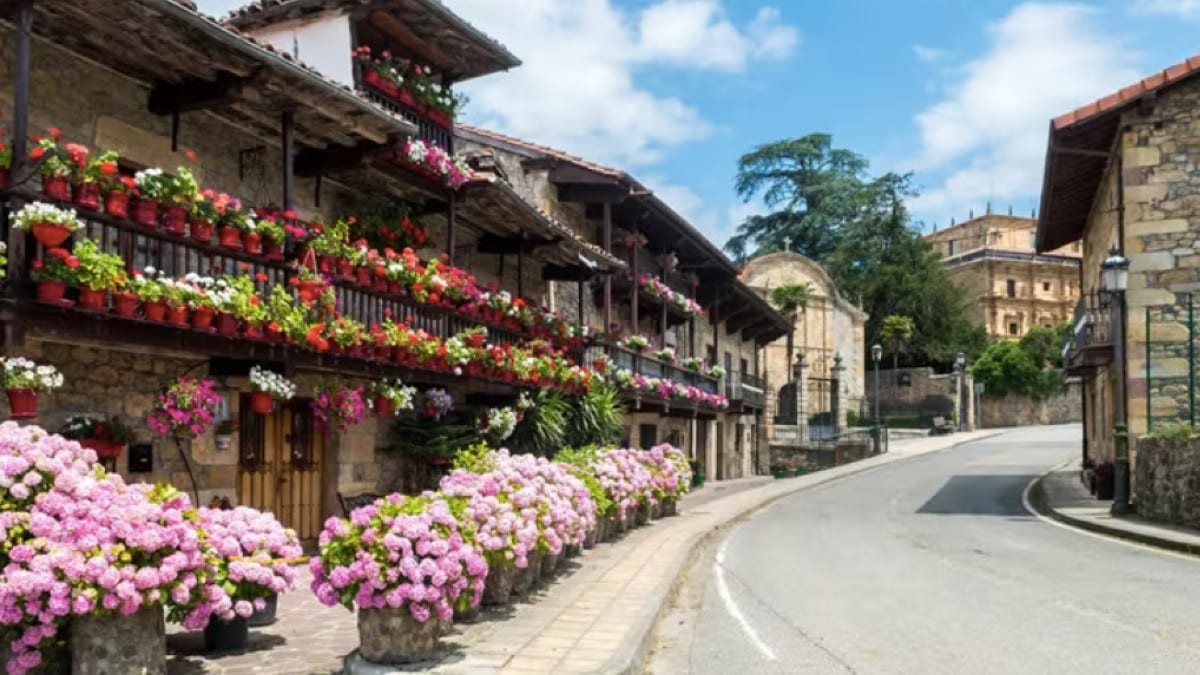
[80,438,125,459]
[191,306,215,330]
[218,226,241,250]
[355,266,370,287]
[73,182,101,211]
[30,222,73,248]
[214,312,237,336]
[265,324,283,343]
[104,191,129,218]
[243,231,263,254]
[249,390,274,415]
[167,304,189,326]
[374,345,391,361]
[113,292,138,318]
[36,280,67,303]
[191,220,214,244]
[373,396,392,417]
[318,255,335,274]
[131,199,159,227]
[337,259,355,281]
[78,287,107,311]
[6,388,37,419]
[296,280,322,304]
[143,301,167,322]
[243,322,263,339]
[162,205,188,236]
[42,175,69,201]
[264,242,284,261]
[388,281,401,295]
[371,275,388,293]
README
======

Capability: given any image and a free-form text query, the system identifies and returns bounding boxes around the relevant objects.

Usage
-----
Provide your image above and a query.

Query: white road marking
[713,540,777,662]
[1021,464,1200,563]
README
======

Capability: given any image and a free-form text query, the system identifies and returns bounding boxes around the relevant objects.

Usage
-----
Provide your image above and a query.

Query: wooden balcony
[1064,292,1113,376]
[726,372,766,414]
[590,343,724,417]
[358,81,454,153]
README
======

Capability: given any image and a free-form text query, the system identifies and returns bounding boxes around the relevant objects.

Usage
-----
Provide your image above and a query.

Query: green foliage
[970,340,1061,401]
[1148,421,1197,440]
[565,382,626,448]
[770,283,812,313]
[509,389,569,456]
[511,384,626,456]
[451,441,497,473]
[385,415,479,460]
[1019,323,1072,368]
[880,315,915,364]
[554,445,615,517]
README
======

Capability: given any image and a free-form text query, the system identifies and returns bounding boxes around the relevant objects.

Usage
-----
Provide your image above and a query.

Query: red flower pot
[78,287,107,311]
[218,226,242,250]
[387,281,401,295]
[397,88,417,108]
[426,107,451,129]
[371,275,389,293]
[191,220,214,244]
[80,438,125,459]
[374,396,393,417]
[264,242,284,262]
[375,345,392,361]
[142,300,167,322]
[112,292,138,318]
[264,324,283,343]
[191,306,215,330]
[104,191,129,218]
[167,304,189,326]
[243,231,263,255]
[132,199,159,227]
[355,266,371,287]
[30,222,73,248]
[318,255,335,274]
[249,390,274,415]
[215,312,238,336]
[42,176,69,201]
[337,259,355,281]
[73,182,101,211]
[244,322,263,340]
[36,281,66,303]
[6,388,37,419]
[296,280,322,304]
[162,205,188,236]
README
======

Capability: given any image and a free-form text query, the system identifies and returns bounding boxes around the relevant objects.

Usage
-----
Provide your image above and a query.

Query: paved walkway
[1032,462,1200,556]
[165,429,1001,675]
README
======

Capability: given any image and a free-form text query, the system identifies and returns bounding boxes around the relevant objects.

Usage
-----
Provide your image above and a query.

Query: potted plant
[625,335,649,352]
[76,149,118,211]
[707,365,726,380]
[12,201,83,248]
[28,128,74,200]
[0,125,11,188]
[369,379,416,417]
[248,366,296,415]
[60,414,136,459]
[212,419,237,452]
[2,356,64,418]
[29,246,80,304]
[191,189,234,244]
[146,376,222,438]
[241,217,263,255]
[129,267,167,321]
[73,239,127,312]
[160,166,199,235]
[310,384,368,434]
[654,347,677,364]
[132,168,170,226]
[224,274,267,337]
[1094,461,1115,501]
[258,217,287,261]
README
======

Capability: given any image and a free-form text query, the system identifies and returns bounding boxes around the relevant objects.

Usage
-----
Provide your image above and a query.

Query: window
[1006,279,1016,298]
[948,240,958,256]
[1008,322,1019,336]
[1029,232,1037,249]
[638,424,657,449]
[1042,282,1051,292]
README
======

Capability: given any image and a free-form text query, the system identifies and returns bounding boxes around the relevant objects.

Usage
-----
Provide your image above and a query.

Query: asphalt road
[645,426,1200,675]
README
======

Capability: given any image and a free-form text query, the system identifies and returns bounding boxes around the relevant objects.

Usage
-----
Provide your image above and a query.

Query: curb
[1024,465,1200,558]
[612,430,1005,675]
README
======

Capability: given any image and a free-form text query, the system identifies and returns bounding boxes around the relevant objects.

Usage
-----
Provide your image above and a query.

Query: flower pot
[650,501,663,519]
[104,190,129,218]
[215,434,233,452]
[78,287,108,312]
[296,280,322,304]
[426,107,451,129]
[244,322,263,340]
[482,564,517,606]
[80,438,125,459]
[513,550,543,595]
[167,304,189,326]
[318,255,335,274]
[337,259,355,281]
[397,88,417,109]
[203,616,248,654]
[36,280,67,303]
[6,388,37,419]
[159,205,187,235]
[73,182,101,211]
[214,312,238,336]
[247,594,278,627]
[191,306,215,330]
[190,220,214,244]
[372,275,389,293]
[249,390,274,415]
[143,300,167,322]
[540,552,560,578]
[131,199,159,227]
[373,396,393,417]
[218,226,242,250]
[265,324,283,343]
[113,292,138,318]
[355,266,371,287]
[42,175,69,201]
[243,231,263,254]
[30,221,73,248]
[70,604,165,675]
[264,241,284,261]
[388,281,401,295]
[583,524,599,549]
[356,607,446,665]
[661,497,678,517]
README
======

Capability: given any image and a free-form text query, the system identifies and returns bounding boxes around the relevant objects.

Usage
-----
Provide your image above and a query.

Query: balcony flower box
[163,205,189,235]
[131,198,159,227]
[72,182,101,211]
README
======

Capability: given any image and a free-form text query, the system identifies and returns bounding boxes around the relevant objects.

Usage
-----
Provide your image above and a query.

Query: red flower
[64,256,80,269]
[47,127,61,141]
[255,273,269,283]
[31,259,43,270]
[185,150,197,161]
[249,296,261,306]
[99,161,117,176]
[28,147,45,159]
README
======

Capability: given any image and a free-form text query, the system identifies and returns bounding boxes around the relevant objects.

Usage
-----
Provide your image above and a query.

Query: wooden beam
[294,141,388,176]
[724,304,759,334]
[542,265,594,282]
[548,163,624,186]
[556,183,629,204]
[369,10,455,75]
[476,233,559,255]
[281,110,295,210]
[148,73,255,115]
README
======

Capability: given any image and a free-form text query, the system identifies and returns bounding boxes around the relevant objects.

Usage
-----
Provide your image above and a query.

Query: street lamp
[1102,247,1131,515]
[955,352,966,432]
[871,344,883,454]
[832,353,845,436]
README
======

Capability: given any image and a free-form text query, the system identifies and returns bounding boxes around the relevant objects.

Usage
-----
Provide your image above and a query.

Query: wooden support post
[603,203,612,334]
[447,192,457,265]
[631,221,639,334]
[577,278,584,326]
[516,230,524,297]
[7,0,33,293]
[281,110,295,210]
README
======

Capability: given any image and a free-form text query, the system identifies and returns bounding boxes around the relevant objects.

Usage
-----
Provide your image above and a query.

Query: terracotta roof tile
[457,125,625,179]
[1055,52,1200,130]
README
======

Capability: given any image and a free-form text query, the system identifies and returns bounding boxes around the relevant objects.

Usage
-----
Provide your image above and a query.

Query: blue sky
[199,0,1200,249]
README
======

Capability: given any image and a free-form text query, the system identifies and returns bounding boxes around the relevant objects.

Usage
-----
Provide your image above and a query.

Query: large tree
[727,133,989,368]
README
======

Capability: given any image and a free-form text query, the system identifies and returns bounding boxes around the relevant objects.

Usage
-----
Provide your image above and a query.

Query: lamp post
[955,352,966,432]
[793,353,807,443]
[872,344,883,454]
[1102,247,1131,515]
[832,353,845,437]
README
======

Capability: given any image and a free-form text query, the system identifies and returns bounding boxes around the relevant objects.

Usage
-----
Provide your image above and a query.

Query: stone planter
[247,593,278,627]
[650,501,663,519]
[662,498,678,517]
[482,564,517,606]
[583,524,600,549]
[453,601,480,623]
[513,551,543,595]
[357,607,445,665]
[635,502,651,527]
[70,604,165,675]
[540,552,560,578]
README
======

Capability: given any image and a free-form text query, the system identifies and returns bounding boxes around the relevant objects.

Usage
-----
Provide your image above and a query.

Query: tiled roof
[457,125,625,179]
[1053,54,1200,130]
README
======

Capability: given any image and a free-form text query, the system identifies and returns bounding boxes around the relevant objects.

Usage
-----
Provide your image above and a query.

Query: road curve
[646,426,1200,675]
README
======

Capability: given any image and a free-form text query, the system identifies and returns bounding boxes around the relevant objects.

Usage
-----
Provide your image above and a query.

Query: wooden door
[237,397,325,540]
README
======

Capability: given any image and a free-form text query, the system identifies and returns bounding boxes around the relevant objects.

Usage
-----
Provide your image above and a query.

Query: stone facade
[925,214,1081,339]
[1132,436,1200,529]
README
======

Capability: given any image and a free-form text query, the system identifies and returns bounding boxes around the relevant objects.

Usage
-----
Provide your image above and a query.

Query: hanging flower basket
[31,222,73,249]
[131,198,159,227]
[5,388,37,418]
[373,396,392,417]
[249,390,274,415]
[73,182,101,211]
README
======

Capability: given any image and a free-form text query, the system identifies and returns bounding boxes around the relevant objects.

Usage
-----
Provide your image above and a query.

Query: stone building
[1037,52,1200,504]
[925,212,1081,338]
[456,127,791,480]
[0,0,622,540]
[738,252,867,443]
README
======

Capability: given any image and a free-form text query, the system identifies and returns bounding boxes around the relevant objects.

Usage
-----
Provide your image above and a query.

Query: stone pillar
[71,604,165,675]
[704,420,718,482]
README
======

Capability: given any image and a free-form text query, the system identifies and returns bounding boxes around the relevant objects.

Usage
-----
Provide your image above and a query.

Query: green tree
[1019,323,1071,368]
[970,340,1061,400]
[770,283,812,316]
[879,315,915,374]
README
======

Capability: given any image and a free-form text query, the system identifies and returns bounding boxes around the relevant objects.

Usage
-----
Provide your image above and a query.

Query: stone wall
[979,382,1082,428]
[1132,436,1200,529]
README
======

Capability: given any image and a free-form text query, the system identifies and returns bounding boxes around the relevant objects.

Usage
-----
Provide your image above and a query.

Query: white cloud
[908,3,1141,227]
[912,45,946,63]
[1132,0,1200,18]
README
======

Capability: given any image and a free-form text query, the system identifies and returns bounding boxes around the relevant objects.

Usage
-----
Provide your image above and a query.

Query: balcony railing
[591,343,720,394]
[359,86,454,153]
[727,372,766,410]
[1063,292,1114,369]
